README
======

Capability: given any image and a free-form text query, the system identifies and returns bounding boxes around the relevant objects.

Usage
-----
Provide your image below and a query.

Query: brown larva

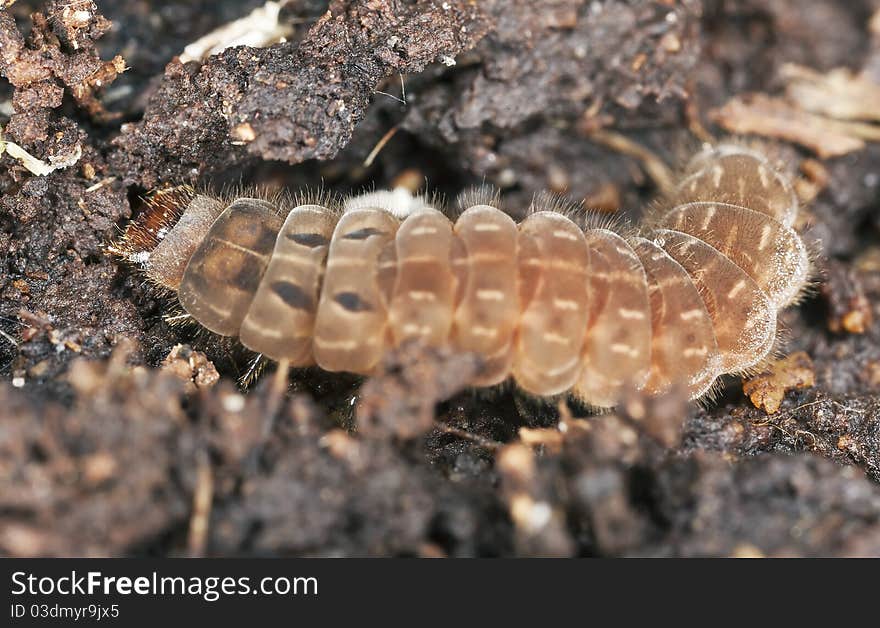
[110,143,811,406]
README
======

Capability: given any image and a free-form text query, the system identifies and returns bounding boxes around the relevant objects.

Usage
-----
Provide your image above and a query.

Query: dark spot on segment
[239,220,261,238]
[271,281,314,310]
[183,268,210,293]
[334,291,373,312]
[215,219,279,252]
[254,223,282,250]
[343,227,384,240]
[231,259,265,291]
[287,232,330,247]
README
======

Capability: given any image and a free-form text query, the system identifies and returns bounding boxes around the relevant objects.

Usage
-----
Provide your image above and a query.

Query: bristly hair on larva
[109,142,813,408]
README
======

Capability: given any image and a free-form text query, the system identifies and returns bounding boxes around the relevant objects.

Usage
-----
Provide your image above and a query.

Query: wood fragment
[363,125,400,168]
[179,1,296,63]
[781,64,880,122]
[1,131,82,175]
[187,449,214,558]
[712,94,880,158]
[743,351,816,414]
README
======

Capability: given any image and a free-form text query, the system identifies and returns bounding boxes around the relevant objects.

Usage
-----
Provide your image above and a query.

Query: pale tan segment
[388,209,458,347]
[631,237,721,399]
[239,205,338,365]
[451,205,520,387]
[313,208,399,374]
[512,212,591,396]
[178,199,282,336]
[654,229,776,373]
[573,229,652,407]
[660,202,810,309]
[676,145,799,227]
[147,194,224,290]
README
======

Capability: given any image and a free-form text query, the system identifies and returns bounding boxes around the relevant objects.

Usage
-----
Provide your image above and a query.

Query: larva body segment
[659,202,810,309]
[675,145,799,228]
[653,229,776,373]
[115,143,811,408]
[450,206,520,387]
[630,237,721,399]
[312,209,399,374]
[238,205,336,365]
[178,199,282,336]
[147,194,224,291]
[388,209,458,348]
[574,229,652,407]
[513,212,591,396]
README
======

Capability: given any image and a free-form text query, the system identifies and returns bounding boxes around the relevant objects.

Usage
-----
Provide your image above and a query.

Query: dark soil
[2,0,880,557]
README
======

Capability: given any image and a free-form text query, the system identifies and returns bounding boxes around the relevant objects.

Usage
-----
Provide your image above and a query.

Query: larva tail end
[106,185,195,267]
[742,323,790,381]
[683,136,797,177]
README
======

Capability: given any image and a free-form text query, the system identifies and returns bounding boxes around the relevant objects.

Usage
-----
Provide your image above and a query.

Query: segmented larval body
[116,144,810,405]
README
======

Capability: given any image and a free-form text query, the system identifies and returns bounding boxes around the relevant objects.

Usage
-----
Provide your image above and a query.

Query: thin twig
[244,358,290,474]
[261,358,290,441]
[363,125,400,167]
[187,448,214,557]
[588,129,676,196]
[434,421,502,451]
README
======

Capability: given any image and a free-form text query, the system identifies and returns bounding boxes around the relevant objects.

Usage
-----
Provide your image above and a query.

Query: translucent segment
[654,229,776,373]
[178,199,282,336]
[147,194,224,290]
[659,202,809,309]
[313,208,399,374]
[239,205,338,365]
[451,205,520,387]
[573,229,652,407]
[512,212,590,396]
[388,209,458,347]
[630,237,721,399]
[675,145,798,227]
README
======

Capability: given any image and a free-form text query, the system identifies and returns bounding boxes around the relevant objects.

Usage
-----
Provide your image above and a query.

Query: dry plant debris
[712,60,880,158]
[160,343,220,392]
[781,64,880,122]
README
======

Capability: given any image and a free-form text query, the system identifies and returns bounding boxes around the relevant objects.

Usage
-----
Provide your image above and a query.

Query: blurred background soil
[2,0,880,557]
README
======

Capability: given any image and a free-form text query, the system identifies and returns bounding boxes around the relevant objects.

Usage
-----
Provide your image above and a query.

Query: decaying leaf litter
[1,0,880,556]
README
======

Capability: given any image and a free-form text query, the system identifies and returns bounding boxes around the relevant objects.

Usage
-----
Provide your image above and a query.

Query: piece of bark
[711,94,880,158]
[782,63,880,122]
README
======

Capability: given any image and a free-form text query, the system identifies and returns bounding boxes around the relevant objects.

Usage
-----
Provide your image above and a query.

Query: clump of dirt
[2,0,880,557]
